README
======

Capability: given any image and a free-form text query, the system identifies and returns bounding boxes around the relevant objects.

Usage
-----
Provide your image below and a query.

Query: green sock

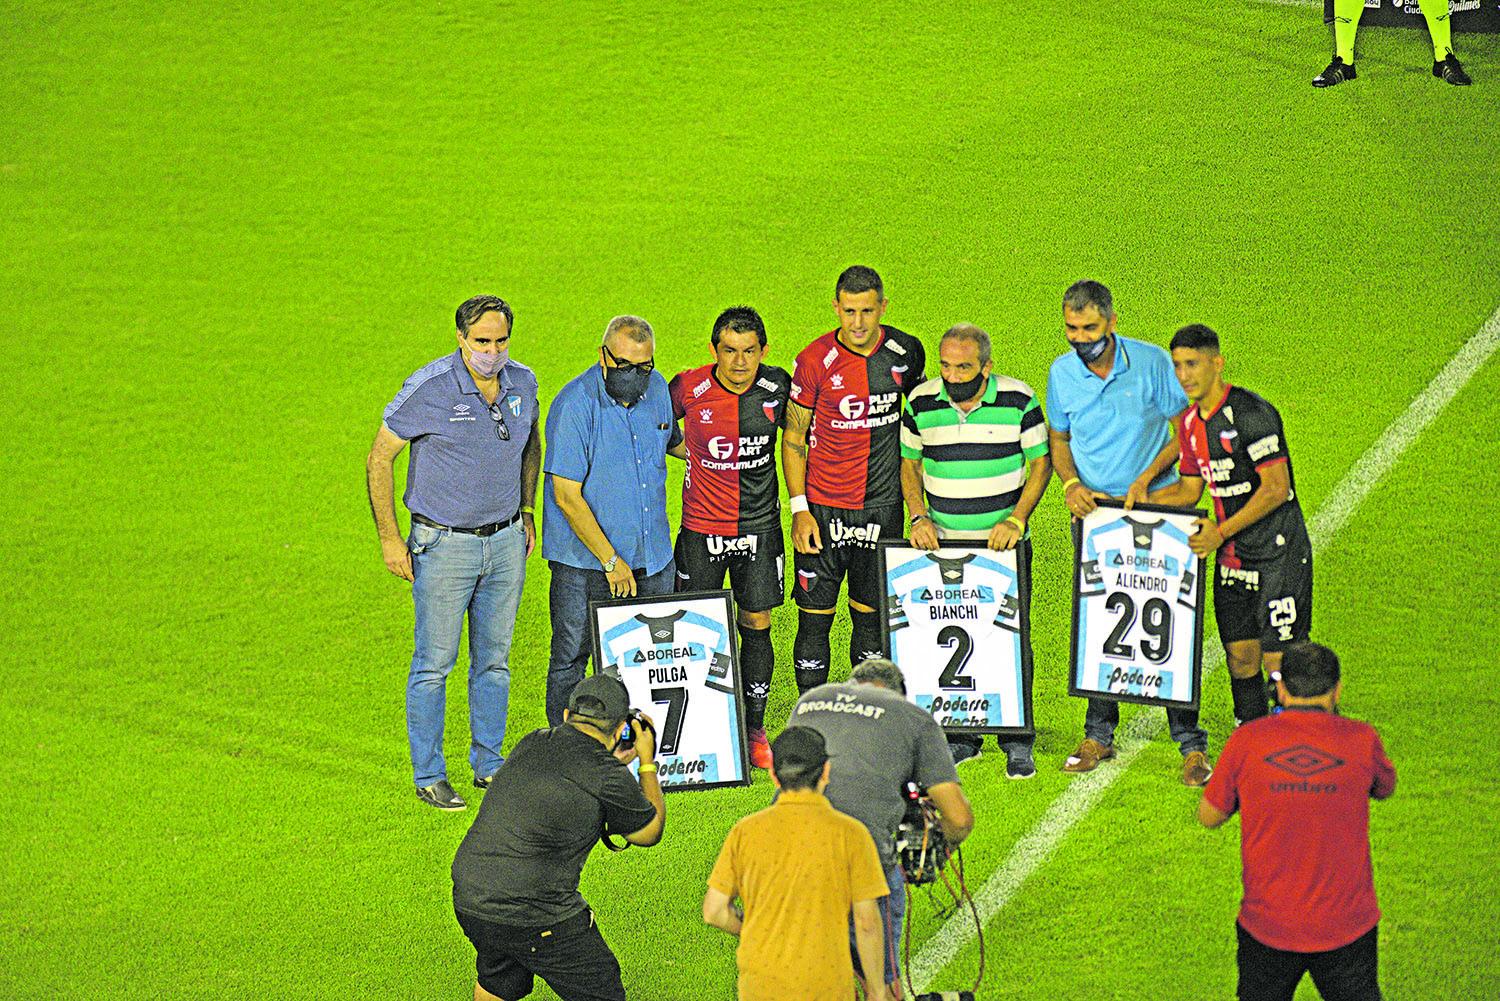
[1417,0,1454,60]
[1332,0,1363,63]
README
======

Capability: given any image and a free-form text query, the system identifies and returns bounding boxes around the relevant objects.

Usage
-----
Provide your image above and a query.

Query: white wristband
[789,495,810,515]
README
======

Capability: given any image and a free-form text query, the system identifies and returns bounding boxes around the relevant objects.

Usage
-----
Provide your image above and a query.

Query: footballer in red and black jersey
[1178,385,1310,569]
[668,363,791,536]
[790,325,926,510]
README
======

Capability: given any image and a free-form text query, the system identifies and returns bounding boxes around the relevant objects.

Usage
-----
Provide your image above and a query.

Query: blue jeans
[849,861,907,989]
[407,520,526,787]
[1084,697,1208,755]
[546,560,675,726]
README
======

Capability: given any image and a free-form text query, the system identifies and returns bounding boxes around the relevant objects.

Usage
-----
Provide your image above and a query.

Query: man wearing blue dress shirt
[1046,280,1213,787]
[543,315,686,725]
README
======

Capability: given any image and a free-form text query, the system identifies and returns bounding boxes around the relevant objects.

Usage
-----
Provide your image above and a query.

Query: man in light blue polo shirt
[1046,280,1213,787]
[543,315,685,725]
[368,295,541,811]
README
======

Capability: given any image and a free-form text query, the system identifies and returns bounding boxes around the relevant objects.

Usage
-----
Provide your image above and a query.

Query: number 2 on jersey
[936,625,976,691]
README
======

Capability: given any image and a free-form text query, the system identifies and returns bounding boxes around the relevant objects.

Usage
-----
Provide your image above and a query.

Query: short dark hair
[711,306,767,348]
[1170,323,1221,353]
[1062,280,1113,319]
[835,265,884,300]
[851,658,906,695]
[456,295,514,336]
[1279,642,1341,698]
[771,727,828,791]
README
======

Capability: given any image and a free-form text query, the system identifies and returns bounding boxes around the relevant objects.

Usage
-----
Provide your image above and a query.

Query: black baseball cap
[771,726,828,775]
[568,674,630,721]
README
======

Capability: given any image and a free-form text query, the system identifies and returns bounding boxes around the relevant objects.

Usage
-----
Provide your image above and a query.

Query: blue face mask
[1072,332,1112,364]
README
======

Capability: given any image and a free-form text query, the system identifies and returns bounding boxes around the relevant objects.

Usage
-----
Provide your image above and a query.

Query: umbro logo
[652,629,672,641]
[453,404,471,413]
[1264,744,1344,777]
[943,568,962,581]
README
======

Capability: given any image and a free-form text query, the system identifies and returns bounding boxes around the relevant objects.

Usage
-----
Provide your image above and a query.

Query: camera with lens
[615,708,655,751]
[894,781,950,884]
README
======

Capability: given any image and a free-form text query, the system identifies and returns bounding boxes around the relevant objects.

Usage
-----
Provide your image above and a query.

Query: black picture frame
[878,539,1035,737]
[1067,499,1205,711]
[589,589,750,792]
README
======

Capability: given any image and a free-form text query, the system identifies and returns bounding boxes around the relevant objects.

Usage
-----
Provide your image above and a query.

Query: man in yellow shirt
[703,728,894,1001]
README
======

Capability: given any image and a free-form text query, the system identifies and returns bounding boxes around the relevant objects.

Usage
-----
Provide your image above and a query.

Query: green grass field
[4,2,1499,998]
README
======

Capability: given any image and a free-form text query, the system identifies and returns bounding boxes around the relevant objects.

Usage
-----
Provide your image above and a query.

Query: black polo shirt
[452,724,656,926]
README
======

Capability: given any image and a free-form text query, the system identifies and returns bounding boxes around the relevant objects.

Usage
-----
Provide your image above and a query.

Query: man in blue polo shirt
[368,295,541,810]
[543,315,685,725]
[1046,280,1213,786]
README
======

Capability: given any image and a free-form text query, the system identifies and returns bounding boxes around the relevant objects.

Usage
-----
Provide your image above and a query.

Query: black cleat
[1434,55,1472,86]
[1312,57,1356,88]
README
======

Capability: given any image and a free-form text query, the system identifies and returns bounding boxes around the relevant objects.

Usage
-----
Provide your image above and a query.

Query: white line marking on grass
[911,302,1500,993]
[1248,0,1319,7]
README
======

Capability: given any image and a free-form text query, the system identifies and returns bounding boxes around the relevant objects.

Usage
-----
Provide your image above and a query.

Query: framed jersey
[879,541,1032,736]
[590,590,750,791]
[1069,500,1205,710]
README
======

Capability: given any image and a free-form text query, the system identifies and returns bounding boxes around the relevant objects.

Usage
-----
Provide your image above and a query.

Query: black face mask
[1072,332,1112,364]
[944,372,985,403]
[604,366,650,405]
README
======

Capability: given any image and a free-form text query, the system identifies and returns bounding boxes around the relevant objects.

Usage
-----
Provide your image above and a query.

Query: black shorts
[1237,922,1380,1001]
[455,907,625,1001]
[1215,541,1313,653]
[793,502,903,611]
[673,526,785,613]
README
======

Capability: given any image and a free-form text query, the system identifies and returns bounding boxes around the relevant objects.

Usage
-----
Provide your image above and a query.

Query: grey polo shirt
[383,349,538,528]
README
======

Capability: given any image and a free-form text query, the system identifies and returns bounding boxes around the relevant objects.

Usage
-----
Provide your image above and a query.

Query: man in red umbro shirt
[668,306,792,769]
[782,266,925,694]
[1200,641,1396,1001]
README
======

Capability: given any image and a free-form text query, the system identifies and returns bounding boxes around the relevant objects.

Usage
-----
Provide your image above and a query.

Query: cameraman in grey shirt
[791,658,975,999]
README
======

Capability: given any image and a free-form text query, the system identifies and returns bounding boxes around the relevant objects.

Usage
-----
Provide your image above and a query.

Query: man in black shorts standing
[451,675,665,1001]
[782,266,926,695]
[1129,324,1313,726]
[668,306,792,769]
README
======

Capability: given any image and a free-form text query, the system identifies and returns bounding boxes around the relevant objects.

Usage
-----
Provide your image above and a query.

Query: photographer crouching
[451,674,665,1001]
[793,658,975,999]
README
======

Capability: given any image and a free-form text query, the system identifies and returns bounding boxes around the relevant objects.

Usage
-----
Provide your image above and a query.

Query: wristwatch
[602,554,619,573]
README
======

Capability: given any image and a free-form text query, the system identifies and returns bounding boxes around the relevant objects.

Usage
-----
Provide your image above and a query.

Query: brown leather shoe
[1182,750,1214,787]
[1061,739,1115,773]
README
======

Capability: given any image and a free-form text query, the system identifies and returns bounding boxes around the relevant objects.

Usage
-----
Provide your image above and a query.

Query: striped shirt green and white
[899,374,1049,541]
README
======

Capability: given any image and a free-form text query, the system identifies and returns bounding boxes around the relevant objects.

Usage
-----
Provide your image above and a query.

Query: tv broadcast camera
[894,782,984,1001]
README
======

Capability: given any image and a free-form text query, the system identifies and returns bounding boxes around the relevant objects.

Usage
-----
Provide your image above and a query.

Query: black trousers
[456,907,625,1001]
[1237,922,1381,1001]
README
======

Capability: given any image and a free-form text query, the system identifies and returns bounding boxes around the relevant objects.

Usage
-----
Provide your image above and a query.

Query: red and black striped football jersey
[790,326,926,509]
[1178,385,1308,567]
[668,364,791,536]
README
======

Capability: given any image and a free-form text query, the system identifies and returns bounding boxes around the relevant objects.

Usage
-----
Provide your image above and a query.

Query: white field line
[1249,0,1320,8]
[911,302,1500,993]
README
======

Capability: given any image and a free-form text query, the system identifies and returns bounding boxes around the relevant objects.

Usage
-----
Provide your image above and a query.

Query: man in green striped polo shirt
[899,324,1051,778]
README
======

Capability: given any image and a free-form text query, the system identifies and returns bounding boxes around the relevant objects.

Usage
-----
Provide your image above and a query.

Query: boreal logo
[838,395,867,420]
[707,436,736,460]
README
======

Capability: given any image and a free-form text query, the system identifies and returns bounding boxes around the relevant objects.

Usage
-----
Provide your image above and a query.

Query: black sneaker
[416,780,468,811]
[1006,751,1037,780]
[949,739,981,766]
[1312,57,1356,87]
[473,773,498,790]
[1434,55,1472,86]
